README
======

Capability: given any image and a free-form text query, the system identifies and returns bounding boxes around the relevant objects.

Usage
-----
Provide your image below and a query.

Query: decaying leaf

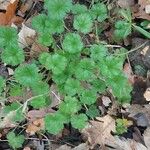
[134,0,150,20]
[18,23,36,48]
[123,63,134,85]
[82,115,116,148]
[144,88,150,101]
[26,118,44,135]
[0,111,16,128]
[0,0,23,25]
[117,0,135,8]
[27,107,55,122]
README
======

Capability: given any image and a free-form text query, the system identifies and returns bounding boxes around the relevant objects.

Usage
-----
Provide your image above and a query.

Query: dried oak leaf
[26,118,44,135]
[82,115,116,149]
[0,0,23,25]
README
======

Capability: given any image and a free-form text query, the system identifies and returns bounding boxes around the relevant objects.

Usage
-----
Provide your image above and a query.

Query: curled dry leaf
[0,0,23,25]
[26,118,44,135]
[82,115,116,149]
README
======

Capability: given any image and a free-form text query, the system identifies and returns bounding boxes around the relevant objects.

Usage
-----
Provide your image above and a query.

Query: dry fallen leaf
[0,0,23,25]
[26,118,44,135]
[27,107,55,122]
[18,23,36,48]
[144,88,150,101]
[134,0,150,20]
[117,0,135,8]
[82,115,116,149]
[123,63,135,85]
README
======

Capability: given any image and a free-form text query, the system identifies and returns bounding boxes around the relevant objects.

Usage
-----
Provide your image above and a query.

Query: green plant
[0,0,133,137]
[0,27,25,66]
[115,119,128,135]
[7,131,25,150]
[114,9,150,40]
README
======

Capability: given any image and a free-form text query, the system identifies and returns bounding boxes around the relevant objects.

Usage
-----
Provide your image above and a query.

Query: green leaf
[0,76,5,94]
[9,84,24,96]
[114,20,132,40]
[80,89,97,105]
[75,58,95,81]
[90,3,108,22]
[0,27,18,48]
[30,96,47,109]
[51,54,67,74]
[72,3,88,14]
[100,56,124,78]
[1,45,24,66]
[32,14,50,34]
[3,102,24,122]
[52,72,69,85]
[64,78,81,96]
[49,18,64,34]
[31,81,49,95]
[86,105,100,118]
[59,96,81,115]
[38,33,53,46]
[116,119,128,135]
[71,114,88,129]
[113,83,132,104]
[44,0,72,19]
[7,132,25,149]
[91,79,106,93]
[90,44,108,61]
[133,24,150,38]
[14,64,41,87]
[45,112,68,134]
[73,14,93,34]
[62,33,83,53]
[39,52,52,70]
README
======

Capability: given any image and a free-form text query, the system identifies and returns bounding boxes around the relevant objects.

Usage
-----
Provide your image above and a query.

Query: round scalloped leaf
[31,81,49,95]
[14,64,41,87]
[62,33,83,53]
[44,0,72,19]
[7,132,25,150]
[90,44,108,61]
[90,3,108,22]
[39,52,52,70]
[45,113,66,135]
[59,96,81,115]
[114,20,132,40]
[38,33,53,46]
[32,14,49,33]
[1,46,24,66]
[71,114,88,129]
[73,14,93,34]
[80,90,97,105]
[30,96,47,109]
[72,3,88,14]
[64,78,81,96]
[49,19,64,34]
[0,27,18,48]
[51,54,67,75]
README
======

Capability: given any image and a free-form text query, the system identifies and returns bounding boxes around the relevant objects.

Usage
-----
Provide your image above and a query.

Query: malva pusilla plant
[0,0,149,149]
